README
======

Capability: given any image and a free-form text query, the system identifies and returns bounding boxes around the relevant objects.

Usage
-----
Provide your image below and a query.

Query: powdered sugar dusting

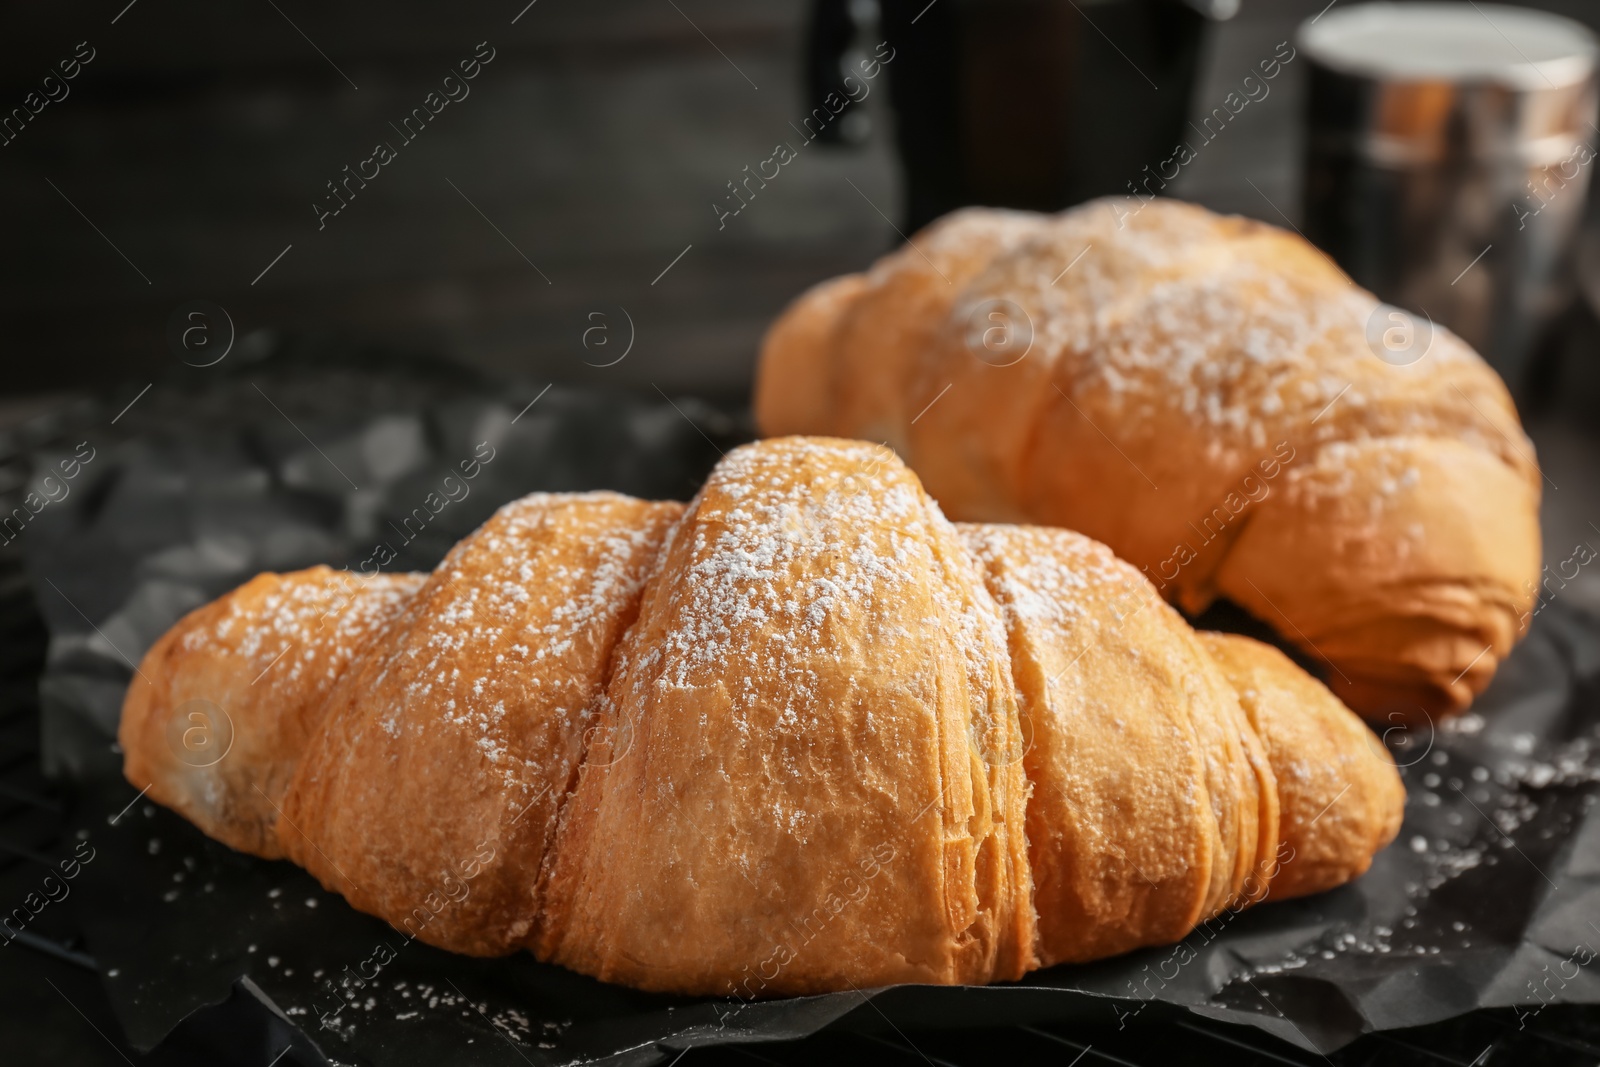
[583,437,1021,844]
[194,568,424,687]
[656,439,944,725]
[908,198,1535,479]
[364,492,678,805]
[958,523,1147,638]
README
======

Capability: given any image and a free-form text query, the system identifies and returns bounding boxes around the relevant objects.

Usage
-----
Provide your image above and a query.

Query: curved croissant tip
[716,436,915,489]
[730,434,903,462]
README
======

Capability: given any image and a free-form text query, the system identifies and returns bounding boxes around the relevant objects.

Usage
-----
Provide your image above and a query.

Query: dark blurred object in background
[803,0,877,145]
[1300,2,1599,394]
[833,0,1229,231]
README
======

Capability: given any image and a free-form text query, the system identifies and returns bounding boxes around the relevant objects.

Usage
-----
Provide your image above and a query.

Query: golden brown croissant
[119,436,1403,995]
[753,199,1542,721]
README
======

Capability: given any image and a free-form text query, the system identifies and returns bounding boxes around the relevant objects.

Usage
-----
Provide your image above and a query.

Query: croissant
[753,198,1543,721]
[119,436,1403,995]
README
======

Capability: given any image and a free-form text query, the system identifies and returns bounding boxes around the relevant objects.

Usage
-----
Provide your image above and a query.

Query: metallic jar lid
[1299,2,1598,167]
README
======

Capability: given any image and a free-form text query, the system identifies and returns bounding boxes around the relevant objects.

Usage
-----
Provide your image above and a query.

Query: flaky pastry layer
[121,436,1403,995]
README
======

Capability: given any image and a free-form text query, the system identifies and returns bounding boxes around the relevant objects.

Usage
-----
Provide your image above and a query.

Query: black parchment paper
[20,349,1600,1063]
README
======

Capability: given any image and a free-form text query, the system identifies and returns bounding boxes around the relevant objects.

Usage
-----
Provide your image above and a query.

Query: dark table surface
[5,1,1600,1063]
[2,363,1599,1067]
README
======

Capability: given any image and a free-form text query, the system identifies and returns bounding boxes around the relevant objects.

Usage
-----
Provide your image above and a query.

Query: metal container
[1299,2,1598,388]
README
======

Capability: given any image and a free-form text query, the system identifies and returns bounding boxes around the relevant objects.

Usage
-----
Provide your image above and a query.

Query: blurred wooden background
[2,0,1599,404]
[0,0,902,400]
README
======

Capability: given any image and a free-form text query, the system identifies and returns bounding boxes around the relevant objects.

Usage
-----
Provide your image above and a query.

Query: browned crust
[121,437,1404,994]
[1198,632,1405,900]
[118,567,424,858]
[280,493,684,956]
[752,199,1542,720]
